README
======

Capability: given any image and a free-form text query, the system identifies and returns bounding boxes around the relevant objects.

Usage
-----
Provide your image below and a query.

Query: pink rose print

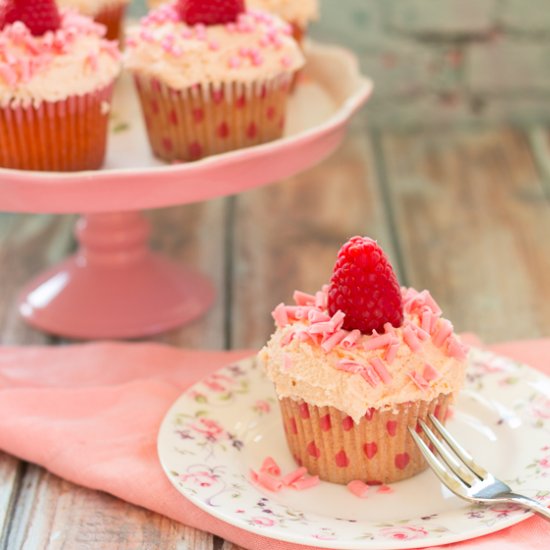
[203,379,226,392]
[380,525,429,541]
[254,400,271,414]
[251,516,276,527]
[489,502,523,516]
[191,418,224,439]
[179,470,218,488]
[539,456,550,469]
[532,397,550,420]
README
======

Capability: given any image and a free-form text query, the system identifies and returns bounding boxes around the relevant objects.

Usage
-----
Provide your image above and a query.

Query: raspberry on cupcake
[0,0,121,171]
[258,237,468,485]
[124,0,304,162]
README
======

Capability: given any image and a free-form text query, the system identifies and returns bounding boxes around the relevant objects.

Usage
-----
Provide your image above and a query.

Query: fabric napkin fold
[0,338,548,550]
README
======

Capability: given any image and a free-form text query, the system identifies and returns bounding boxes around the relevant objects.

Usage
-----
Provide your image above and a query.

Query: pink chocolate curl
[250,470,283,492]
[363,333,394,351]
[260,456,281,477]
[422,362,440,382]
[341,329,361,349]
[272,303,289,328]
[369,357,392,384]
[320,330,347,353]
[376,484,394,494]
[408,370,430,391]
[293,290,316,306]
[291,475,319,490]
[281,466,308,486]
[403,324,422,352]
[347,480,369,498]
[432,319,453,347]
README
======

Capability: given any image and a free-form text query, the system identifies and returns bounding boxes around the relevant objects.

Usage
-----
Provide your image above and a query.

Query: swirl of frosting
[0,11,121,108]
[259,287,469,423]
[124,3,305,89]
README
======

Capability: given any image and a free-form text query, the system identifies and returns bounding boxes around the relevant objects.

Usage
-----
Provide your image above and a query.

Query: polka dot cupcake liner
[94,3,128,42]
[133,74,293,163]
[279,393,452,485]
[0,83,115,172]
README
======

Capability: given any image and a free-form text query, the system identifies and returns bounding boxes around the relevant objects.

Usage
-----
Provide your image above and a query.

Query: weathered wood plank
[3,201,226,548]
[0,453,22,549]
[378,128,550,342]
[230,128,393,349]
[0,212,75,546]
[0,213,75,345]
[148,198,228,349]
[6,466,214,550]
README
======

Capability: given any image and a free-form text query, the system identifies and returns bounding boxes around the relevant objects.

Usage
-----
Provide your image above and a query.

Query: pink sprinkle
[446,336,468,360]
[330,311,346,331]
[308,310,331,323]
[283,353,293,372]
[293,290,316,306]
[272,303,289,328]
[336,360,362,374]
[432,319,453,347]
[421,307,432,334]
[308,321,336,335]
[423,363,440,382]
[360,364,380,387]
[385,343,399,364]
[208,40,220,51]
[424,291,442,315]
[291,475,319,490]
[284,305,314,320]
[376,484,394,494]
[321,330,348,353]
[341,329,361,349]
[250,470,283,492]
[408,370,429,391]
[369,357,392,384]
[403,325,421,352]
[347,480,369,498]
[260,457,281,477]
[315,290,327,309]
[281,466,307,486]
[280,331,295,346]
[363,333,393,351]
[412,323,430,342]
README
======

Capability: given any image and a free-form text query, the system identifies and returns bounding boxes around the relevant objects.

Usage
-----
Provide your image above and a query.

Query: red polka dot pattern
[290,417,298,434]
[363,441,378,459]
[335,450,349,468]
[342,416,354,431]
[307,441,320,459]
[386,420,398,436]
[299,402,310,419]
[320,414,331,432]
[217,122,230,139]
[395,453,410,470]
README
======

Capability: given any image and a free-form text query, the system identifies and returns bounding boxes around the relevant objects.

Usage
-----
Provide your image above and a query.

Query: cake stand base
[17,212,214,340]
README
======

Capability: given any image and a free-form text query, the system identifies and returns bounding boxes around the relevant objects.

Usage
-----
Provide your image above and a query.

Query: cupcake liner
[133,74,293,162]
[279,394,452,485]
[0,83,115,172]
[95,3,127,41]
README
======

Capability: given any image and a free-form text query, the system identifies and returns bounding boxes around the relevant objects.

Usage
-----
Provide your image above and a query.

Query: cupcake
[125,0,304,162]
[247,0,318,45]
[0,0,121,171]
[57,0,130,40]
[258,237,469,485]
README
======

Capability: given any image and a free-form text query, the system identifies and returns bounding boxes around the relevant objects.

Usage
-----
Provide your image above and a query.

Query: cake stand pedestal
[0,42,372,340]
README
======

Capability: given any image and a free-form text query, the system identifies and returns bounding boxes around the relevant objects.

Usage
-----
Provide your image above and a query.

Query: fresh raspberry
[327,236,404,334]
[177,0,244,26]
[0,0,61,36]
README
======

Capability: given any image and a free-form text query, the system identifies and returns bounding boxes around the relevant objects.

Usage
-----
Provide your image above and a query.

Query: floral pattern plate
[157,348,550,549]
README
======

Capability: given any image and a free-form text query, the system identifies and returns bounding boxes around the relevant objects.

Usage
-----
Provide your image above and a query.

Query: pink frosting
[0,11,120,107]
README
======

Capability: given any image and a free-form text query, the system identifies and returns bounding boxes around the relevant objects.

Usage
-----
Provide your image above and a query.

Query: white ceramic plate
[157,348,550,549]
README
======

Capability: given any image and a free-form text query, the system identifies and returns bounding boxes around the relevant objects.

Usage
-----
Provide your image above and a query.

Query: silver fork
[408,414,550,521]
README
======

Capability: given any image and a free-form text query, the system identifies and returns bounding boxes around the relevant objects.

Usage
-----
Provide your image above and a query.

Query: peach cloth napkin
[0,338,549,550]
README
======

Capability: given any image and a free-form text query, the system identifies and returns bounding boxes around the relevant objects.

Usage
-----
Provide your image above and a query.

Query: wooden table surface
[2,122,550,548]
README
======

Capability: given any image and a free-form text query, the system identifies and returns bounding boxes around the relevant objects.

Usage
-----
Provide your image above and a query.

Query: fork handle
[505,493,550,522]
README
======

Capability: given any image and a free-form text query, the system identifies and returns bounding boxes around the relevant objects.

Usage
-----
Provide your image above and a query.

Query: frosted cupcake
[0,0,121,171]
[58,0,130,40]
[259,237,468,485]
[125,0,304,162]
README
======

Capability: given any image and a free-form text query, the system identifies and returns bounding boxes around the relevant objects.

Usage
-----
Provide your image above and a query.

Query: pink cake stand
[0,42,372,340]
